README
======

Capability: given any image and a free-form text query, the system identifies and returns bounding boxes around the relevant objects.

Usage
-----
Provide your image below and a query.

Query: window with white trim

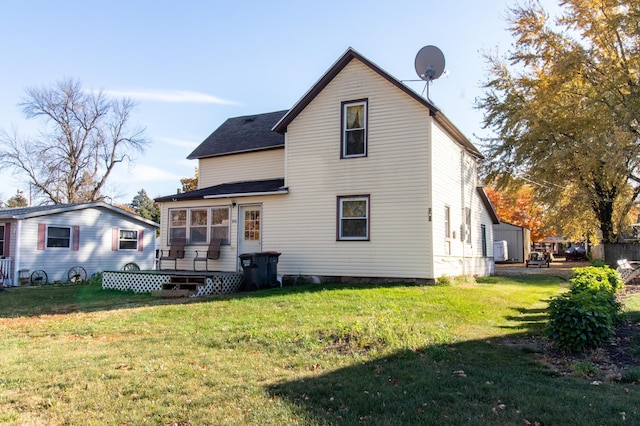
[211,207,230,244]
[190,209,208,244]
[444,205,450,238]
[169,206,230,244]
[481,224,487,257]
[119,230,138,250]
[338,196,370,240]
[0,225,4,257]
[169,209,187,242]
[465,207,472,244]
[47,226,71,248]
[342,100,367,158]
[444,205,451,255]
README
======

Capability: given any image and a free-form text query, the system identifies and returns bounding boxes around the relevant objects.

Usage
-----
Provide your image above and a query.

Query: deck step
[152,289,191,298]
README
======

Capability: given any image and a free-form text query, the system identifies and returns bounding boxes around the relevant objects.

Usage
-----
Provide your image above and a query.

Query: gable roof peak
[272,47,483,159]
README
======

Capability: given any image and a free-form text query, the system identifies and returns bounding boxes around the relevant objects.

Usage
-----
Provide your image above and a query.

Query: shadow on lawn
[266,333,637,425]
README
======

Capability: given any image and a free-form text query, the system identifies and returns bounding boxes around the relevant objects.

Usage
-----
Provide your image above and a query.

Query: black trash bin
[262,251,281,287]
[239,252,281,291]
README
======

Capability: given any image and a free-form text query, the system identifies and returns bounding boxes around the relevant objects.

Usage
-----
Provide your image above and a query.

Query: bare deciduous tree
[0,79,149,204]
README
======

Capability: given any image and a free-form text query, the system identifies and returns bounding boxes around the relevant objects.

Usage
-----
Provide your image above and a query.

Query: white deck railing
[0,258,13,286]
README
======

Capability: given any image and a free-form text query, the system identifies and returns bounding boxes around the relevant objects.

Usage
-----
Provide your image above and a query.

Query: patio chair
[159,237,186,270]
[193,238,222,271]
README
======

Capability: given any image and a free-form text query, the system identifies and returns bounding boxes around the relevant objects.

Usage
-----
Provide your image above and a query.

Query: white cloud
[156,136,199,149]
[113,163,184,183]
[100,89,240,105]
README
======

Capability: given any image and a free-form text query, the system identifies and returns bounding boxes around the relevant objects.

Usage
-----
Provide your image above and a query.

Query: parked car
[565,246,587,261]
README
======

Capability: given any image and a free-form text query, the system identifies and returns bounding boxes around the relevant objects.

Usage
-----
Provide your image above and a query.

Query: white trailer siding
[14,207,156,283]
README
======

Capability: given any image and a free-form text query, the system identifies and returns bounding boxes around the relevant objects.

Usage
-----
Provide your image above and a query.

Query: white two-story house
[155,48,499,283]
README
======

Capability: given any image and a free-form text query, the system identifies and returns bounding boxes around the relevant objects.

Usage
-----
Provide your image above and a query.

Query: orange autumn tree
[486,186,545,241]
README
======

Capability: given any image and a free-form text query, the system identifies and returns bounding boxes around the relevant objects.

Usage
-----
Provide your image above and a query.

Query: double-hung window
[119,230,138,250]
[465,207,472,244]
[342,100,367,158]
[47,226,71,248]
[444,205,451,255]
[169,209,187,242]
[211,207,230,244]
[190,209,208,244]
[0,225,4,257]
[338,196,370,241]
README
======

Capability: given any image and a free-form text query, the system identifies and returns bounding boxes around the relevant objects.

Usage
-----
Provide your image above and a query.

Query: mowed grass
[0,276,638,425]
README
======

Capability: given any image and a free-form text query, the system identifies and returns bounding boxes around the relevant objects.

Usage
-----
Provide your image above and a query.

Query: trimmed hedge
[546,265,623,353]
[569,266,624,294]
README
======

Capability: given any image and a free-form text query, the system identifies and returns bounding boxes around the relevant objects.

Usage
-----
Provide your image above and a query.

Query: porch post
[12,220,21,286]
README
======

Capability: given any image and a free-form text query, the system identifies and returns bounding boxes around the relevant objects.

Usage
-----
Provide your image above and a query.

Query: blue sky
[0,0,557,205]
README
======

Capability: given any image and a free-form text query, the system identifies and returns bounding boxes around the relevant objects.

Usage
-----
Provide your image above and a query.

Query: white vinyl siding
[198,149,284,188]
[271,60,434,279]
[47,226,71,248]
[157,55,494,279]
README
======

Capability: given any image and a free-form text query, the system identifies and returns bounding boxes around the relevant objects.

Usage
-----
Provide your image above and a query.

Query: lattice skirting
[102,271,244,296]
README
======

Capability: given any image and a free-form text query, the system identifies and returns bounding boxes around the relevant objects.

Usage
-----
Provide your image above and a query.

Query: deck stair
[153,275,207,298]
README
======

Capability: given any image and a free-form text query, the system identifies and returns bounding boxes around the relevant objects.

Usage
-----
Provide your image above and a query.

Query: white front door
[238,204,262,258]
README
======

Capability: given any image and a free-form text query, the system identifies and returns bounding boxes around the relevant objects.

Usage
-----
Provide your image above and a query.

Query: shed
[493,222,531,263]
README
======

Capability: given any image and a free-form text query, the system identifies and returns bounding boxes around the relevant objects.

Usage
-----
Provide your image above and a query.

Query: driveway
[494,260,591,280]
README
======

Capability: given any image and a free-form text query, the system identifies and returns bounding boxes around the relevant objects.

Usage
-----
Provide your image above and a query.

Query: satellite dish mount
[414,45,446,103]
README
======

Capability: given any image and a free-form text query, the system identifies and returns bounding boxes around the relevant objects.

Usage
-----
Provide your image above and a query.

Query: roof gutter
[203,188,289,200]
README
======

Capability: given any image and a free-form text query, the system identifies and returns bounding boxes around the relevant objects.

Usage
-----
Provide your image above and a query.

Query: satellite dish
[414,45,445,81]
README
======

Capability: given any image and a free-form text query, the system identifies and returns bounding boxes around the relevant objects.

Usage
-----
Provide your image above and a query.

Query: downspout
[461,150,466,275]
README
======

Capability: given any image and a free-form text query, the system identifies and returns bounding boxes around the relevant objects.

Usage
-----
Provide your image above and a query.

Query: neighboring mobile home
[0,202,158,286]
[155,48,499,283]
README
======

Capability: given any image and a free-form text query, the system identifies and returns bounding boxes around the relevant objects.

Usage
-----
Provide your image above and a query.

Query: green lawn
[0,276,638,425]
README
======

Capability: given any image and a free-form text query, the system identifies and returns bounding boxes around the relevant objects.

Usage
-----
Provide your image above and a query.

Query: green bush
[546,290,622,353]
[569,266,624,294]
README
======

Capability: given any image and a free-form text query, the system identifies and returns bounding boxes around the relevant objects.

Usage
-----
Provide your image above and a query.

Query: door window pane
[244,210,260,241]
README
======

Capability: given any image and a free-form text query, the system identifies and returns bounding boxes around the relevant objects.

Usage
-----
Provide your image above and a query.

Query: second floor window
[342,100,367,158]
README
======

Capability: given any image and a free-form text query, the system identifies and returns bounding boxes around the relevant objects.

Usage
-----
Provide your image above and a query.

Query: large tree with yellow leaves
[478,0,640,243]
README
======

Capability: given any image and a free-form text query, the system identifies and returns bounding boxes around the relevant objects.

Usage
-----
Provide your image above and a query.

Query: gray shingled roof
[187,110,288,160]
[0,201,159,227]
[155,178,287,202]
